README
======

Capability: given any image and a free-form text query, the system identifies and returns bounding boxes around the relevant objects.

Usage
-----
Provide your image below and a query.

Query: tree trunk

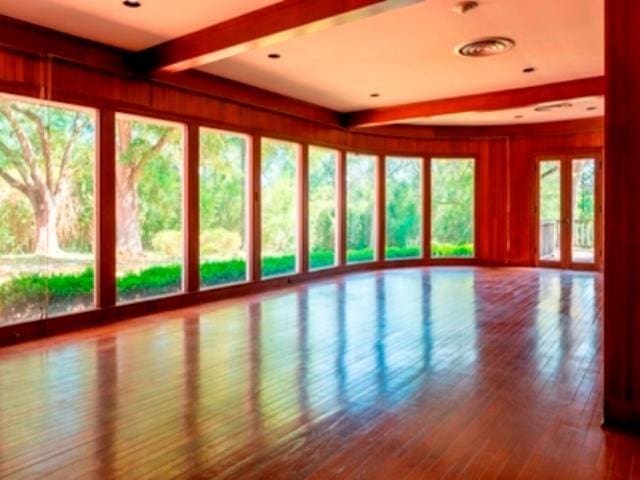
[32,189,61,256]
[115,162,143,255]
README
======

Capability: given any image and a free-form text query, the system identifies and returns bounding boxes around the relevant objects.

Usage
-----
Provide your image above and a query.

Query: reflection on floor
[0,267,637,479]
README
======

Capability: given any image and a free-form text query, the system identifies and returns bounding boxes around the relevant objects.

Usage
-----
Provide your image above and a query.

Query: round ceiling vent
[534,102,573,112]
[456,37,516,57]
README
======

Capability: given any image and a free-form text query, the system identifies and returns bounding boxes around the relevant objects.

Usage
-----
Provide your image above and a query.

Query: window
[115,114,184,303]
[385,156,422,259]
[539,160,562,262]
[571,158,596,264]
[199,128,249,288]
[308,146,337,270]
[261,138,299,278]
[0,94,96,326]
[431,158,474,258]
[346,153,376,263]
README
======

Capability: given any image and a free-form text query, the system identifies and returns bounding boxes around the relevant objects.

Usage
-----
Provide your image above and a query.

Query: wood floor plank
[0,267,637,479]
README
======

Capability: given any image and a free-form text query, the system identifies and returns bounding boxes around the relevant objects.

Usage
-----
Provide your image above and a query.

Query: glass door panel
[571,159,596,264]
[539,160,562,263]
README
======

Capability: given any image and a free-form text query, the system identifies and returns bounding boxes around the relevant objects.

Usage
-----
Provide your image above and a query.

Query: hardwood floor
[0,267,638,479]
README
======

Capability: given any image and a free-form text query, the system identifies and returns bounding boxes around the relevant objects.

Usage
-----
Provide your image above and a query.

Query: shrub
[431,242,473,257]
[0,246,457,319]
[151,230,182,257]
[310,250,335,269]
[200,228,242,257]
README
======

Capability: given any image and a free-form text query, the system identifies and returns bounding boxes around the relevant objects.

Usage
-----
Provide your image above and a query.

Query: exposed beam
[344,76,605,128]
[140,0,422,73]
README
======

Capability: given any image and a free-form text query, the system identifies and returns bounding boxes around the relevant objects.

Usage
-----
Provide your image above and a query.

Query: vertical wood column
[298,144,309,273]
[248,135,262,282]
[336,150,347,266]
[422,156,431,263]
[184,123,200,292]
[96,109,116,308]
[375,155,386,262]
[604,0,640,427]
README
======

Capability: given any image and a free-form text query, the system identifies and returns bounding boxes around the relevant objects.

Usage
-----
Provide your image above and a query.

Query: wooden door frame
[533,151,603,270]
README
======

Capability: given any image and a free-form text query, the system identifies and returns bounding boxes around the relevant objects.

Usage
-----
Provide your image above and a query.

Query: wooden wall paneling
[0,47,42,97]
[0,14,127,72]
[375,155,386,261]
[604,0,640,428]
[96,109,116,308]
[50,60,152,110]
[248,135,262,282]
[185,123,200,292]
[336,150,347,266]
[475,139,509,264]
[299,144,309,273]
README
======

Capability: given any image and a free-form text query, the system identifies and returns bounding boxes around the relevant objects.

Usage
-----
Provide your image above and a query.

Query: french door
[535,153,602,270]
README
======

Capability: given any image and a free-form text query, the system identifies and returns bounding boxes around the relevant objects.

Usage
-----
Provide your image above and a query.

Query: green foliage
[346,154,375,251]
[151,230,182,257]
[261,139,297,255]
[431,159,474,246]
[200,228,242,257]
[0,248,431,314]
[386,158,421,250]
[0,196,33,253]
[347,248,374,263]
[309,147,337,253]
[310,251,335,270]
[431,242,474,258]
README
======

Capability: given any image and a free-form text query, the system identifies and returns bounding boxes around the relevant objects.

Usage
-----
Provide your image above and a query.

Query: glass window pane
[199,128,248,288]
[0,94,96,326]
[539,160,562,262]
[115,114,184,303]
[431,158,474,258]
[385,156,422,259]
[347,153,375,264]
[261,138,299,278]
[308,146,337,270]
[572,158,596,263]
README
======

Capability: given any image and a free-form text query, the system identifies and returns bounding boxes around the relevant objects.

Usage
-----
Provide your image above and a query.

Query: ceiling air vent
[534,102,573,112]
[456,37,516,57]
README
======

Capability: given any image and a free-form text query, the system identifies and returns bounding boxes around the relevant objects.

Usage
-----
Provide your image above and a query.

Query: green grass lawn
[0,243,472,318]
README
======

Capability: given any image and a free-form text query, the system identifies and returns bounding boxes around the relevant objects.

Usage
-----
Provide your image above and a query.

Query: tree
[115,118,177,255]
[0,96,92,256]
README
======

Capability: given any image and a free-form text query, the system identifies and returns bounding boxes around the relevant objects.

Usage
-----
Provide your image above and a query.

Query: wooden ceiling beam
[140,0,423,73]
[344,76,605,128]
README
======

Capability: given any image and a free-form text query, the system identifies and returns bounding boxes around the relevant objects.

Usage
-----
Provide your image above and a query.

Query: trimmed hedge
[0,243,473,314]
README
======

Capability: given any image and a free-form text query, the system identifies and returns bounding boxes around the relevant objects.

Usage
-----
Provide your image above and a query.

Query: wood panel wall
[0,18,604,345]
[604,0,640,429]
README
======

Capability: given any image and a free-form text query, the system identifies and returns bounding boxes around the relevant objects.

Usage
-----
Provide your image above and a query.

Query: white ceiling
[404,96,604,126]
[203,0,604,112]
[1,0,280,50]
[0,0,604,125]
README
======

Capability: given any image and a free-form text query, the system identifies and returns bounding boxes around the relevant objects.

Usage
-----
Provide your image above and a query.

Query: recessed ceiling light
[534,102,573,112]
[523,67,536,73]
[453,1,479,15]
[370,93,380,98]
[267,53,281,59]
[122,0,141,7]
[456,37,516,57]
